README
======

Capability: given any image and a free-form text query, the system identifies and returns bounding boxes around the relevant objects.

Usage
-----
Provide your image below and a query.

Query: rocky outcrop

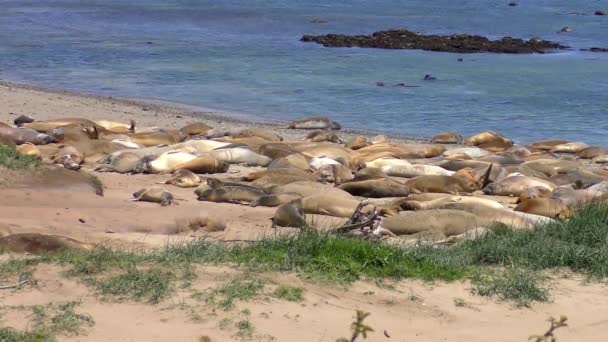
[301,29,569,54]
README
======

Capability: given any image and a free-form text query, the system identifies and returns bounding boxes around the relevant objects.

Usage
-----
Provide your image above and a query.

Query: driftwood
[0,279,29,290]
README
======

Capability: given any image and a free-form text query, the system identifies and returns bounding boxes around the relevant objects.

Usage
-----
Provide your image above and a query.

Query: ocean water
[0,0,607,144]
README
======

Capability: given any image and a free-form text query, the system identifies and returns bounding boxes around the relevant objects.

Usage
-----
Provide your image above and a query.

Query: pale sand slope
[1,81,608,341]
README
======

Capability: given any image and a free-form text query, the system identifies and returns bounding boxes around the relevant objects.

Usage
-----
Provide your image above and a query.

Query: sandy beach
[1,81,608,341]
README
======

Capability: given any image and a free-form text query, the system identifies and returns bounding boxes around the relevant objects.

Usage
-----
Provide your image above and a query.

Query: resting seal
[483,175,557,196]
[95,152,141,174]
[172,155,230,174]
[338,179,410,198]
[133,186,175,206]
[210,147,272,167]
[431,131,464,144]
[53,146,84,171]
[196,185,266,204]
[162,169,201,188]
[273,199,307,227]
[287,116,341,130]
[250,193,303,207]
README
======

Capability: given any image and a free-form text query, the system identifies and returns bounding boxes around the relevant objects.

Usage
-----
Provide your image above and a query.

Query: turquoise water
[0,0,607,144]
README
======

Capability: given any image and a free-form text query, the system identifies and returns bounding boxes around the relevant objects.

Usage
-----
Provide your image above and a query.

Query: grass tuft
[0,144,40,170]
[471,268,549,307]
[204,278,267,310]
[272,285,304,302]
[96,267,173,303]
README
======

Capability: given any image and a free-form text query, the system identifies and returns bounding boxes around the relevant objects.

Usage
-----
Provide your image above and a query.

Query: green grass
[0,302,94,342]
[203,278,267,310]
[471,268,549,307]
[272,285,304,302]
[96,267,174,303]
[0,144,40,170]
[7,204,608,306]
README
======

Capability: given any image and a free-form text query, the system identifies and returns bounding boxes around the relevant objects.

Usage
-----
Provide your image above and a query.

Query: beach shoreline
[0,79,430,143]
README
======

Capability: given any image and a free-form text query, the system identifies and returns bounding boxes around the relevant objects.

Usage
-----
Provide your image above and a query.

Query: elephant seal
[196,185,266,204]
[94,119,135,133]
[338,179,410,198]
[517,186,552,203]
[0,233,92,254]
[237,168,316,182]
[528,139,571,151]
[163,169,201,188]
[133,186,175,206]
[299,144,353,167]
[306,130,341,143]
[400,195,504,211]
[128,131,186,147]
[288,116,341,130]
[593,155,608,164]
[477,140,514,152]
[95,152,141,173]
[367,158,455,177]
[514,198,571,219]
[483,175,557,196]
[258,143,301,159]
[250,193,303,207]
[233,128,283,142]
[476,154,522,166]
[53,146,84,171]
[273,199,307,227]
[431,131,463,144]
[465,131,512,147]
[268,153,313,171]
[172,155,230,174]
[519,159,579,177]
[180,122,212,136]
[315,164,354,184]
[406,174,478,194]
[577,147,608,159]
[380,210,481,238]
[353,167,389,181]
[301,194,363,218]
[550,142,590,153]
[14,115,34,126]
[271,181,353,198]
[111,139,142,149]
[345,136,369,150]
[356,143,445,159]
[148,151,198,174]
[210,147,272,167]
[179,139,232,153]
[442,147,491,159]
[250,174,317,191]
[309,156,343,170]
[15,143,41,158]
[0,126,57,145]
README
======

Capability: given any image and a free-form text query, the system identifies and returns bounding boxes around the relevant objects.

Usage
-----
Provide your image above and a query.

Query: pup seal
[287,116,341,130]
[338,179,410,198]
[431,131,464,144]
[306,130,342,143]
[345,136,370,150]
[483,175,557,196]
[133,186,175,206]
[180,122,213,137]
[273,199,307,227]
[550,142,590,153]
[15,143,41,158]
[514,198,571,219]
[162,169,201,188]
[196,186,266,204]
[53,146,84,171]
[95,152,141,173]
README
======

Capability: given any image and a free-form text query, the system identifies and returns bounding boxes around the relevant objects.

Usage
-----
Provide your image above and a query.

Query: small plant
[272,285,304,302]
[96,267,174,303]
[336,310,374,342]
[0,328,50,342]
[529,316,568,342]
[235,319,254,339]
[471,268,549,307]
[0,144,40,170]
[205,278,266,310]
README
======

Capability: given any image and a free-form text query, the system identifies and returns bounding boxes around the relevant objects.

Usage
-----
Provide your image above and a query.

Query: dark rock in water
[300,29,568,54]
[508,2,518,7]
[595,10,607,16]
[309,18,329,24]
[580,47,608,52]
[559,26,573,33]
[457,58,464,61]
[14,114,34,126]
[423,74,437,81]
[375,81,385,87]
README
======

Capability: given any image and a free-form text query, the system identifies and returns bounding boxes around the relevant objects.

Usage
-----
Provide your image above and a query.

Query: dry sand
[1,81,607,341]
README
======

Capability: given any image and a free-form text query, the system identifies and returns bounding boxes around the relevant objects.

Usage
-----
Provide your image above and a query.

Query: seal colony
[3,107,608,244]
